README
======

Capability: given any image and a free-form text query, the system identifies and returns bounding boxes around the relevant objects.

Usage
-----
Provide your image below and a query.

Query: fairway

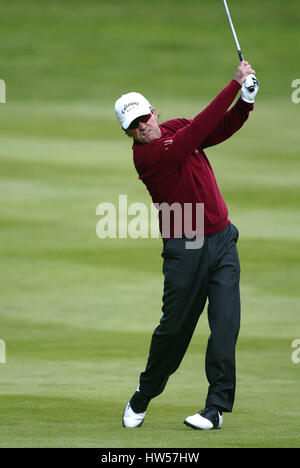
[1,0,300,449]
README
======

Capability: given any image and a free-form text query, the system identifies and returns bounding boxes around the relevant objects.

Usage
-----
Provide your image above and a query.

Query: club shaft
[222,0,244,61]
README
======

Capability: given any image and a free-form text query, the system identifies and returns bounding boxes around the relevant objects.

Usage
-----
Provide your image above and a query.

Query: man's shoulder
[160,118,191,135]
[132,118,191,162]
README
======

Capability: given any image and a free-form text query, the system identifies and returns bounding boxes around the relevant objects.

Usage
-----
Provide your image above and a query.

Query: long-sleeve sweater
[133,80,254,240]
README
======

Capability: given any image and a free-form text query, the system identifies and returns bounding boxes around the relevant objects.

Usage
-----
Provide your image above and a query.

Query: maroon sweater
[133,80,254,239]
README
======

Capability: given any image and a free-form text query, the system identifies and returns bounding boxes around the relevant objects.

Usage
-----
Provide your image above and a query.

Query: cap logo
[122,102,139,114]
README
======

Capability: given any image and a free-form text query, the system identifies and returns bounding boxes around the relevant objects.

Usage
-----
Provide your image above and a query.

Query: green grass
[0,0,300,448]
[1,99,299,448]
[1,0,300,102]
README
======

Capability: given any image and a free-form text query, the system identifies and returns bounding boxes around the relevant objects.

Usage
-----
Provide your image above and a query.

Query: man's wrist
[231,79,242,90]
[241,96,255,104]
[232,78,242,88]
[238,96,254,109]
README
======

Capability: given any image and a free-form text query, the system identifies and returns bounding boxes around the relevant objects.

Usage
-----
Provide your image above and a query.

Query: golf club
[222,0,255,92]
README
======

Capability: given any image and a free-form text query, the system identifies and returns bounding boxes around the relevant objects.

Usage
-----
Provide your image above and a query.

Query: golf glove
[241,74,259,103]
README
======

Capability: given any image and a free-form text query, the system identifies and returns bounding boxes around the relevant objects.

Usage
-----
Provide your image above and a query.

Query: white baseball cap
[115,92,152,130]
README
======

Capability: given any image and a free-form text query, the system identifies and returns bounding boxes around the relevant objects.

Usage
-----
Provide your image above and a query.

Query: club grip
[239,51,256,91]
[238,50,244,61]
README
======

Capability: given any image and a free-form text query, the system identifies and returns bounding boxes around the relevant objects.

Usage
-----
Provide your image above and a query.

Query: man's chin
[134,130,160,145]
[142,132,159,143]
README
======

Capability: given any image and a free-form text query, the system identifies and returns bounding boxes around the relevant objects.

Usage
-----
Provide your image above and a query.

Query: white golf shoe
[122,388,150,428]
[184,407,223,430]
[122,402,146,428]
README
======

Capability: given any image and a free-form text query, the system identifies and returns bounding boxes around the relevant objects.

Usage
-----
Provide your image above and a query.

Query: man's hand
[241,74,259,103]
[233,61,256,86]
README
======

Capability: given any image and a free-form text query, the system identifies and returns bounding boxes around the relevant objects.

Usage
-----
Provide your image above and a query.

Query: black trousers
[139,223,241,413]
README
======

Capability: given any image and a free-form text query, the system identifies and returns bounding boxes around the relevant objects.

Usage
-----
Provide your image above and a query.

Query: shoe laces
[130,390,150,413]
[200,407,222,421]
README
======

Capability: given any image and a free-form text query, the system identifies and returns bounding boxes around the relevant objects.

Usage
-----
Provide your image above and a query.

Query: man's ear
[152,108,160,121]
[122,125,131,138]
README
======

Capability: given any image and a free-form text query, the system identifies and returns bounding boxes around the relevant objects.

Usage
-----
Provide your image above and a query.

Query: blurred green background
[0,0,299,448]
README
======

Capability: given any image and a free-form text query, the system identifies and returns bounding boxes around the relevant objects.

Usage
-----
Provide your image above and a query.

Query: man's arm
[201,97,254,149]
[134,79,242,177]
[134,62,256,179]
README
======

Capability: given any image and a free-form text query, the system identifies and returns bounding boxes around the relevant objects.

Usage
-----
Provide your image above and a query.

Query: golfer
[115,61,259,430]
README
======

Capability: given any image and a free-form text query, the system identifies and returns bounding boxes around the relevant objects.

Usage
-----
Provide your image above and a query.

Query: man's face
[125,109,161,144]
